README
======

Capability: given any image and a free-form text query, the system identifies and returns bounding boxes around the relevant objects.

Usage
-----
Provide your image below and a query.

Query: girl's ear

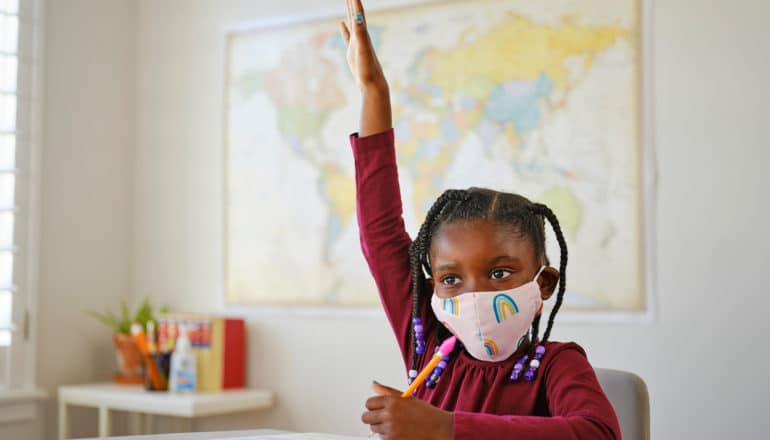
[537,267,560,301]
[426,277,435,292]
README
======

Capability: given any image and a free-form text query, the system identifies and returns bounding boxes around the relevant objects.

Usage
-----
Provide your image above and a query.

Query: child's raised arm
[340,0,392,136]
[341,0,416,366]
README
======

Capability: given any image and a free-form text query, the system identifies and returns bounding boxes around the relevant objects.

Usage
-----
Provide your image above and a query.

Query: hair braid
[528,203,568,343]
[408,189,468,374]
[529,314,542,353]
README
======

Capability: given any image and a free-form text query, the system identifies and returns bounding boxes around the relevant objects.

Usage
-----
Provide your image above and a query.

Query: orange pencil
[401,336,457,397]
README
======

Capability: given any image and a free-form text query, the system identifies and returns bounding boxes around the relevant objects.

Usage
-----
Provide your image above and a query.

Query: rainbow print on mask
[442,297,460,316]
[493,293,519,323]
[483,338,499,356]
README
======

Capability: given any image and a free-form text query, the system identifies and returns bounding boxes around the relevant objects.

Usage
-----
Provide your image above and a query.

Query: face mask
[431,266,545,362]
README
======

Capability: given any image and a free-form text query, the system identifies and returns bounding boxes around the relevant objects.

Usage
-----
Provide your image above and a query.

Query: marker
[167,321,178,352]
[401,336,457,397]
[146,321,157,354]
[130,322,150,354]
[157,319,168,353]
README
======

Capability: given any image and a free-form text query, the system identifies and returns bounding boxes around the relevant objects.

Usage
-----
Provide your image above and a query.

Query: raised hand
[362,382,454,440]
[340,0,388,93]
[340,0,391,136]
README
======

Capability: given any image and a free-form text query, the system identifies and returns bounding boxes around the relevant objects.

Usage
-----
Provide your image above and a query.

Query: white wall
[0,418,43,440]
[125,0,767,438]
[33,1,136,439]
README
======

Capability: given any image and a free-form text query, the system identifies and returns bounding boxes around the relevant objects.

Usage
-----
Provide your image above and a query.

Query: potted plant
[86,297,168,384]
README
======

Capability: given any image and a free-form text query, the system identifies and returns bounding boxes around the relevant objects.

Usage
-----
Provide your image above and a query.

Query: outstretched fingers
[353,0,366,28]
[339,20,350,44]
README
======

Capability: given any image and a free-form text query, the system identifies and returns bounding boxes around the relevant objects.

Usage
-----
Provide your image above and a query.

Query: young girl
[340,1,621,438]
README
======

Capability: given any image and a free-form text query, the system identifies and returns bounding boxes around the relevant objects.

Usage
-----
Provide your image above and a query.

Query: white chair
[595,368,650,440]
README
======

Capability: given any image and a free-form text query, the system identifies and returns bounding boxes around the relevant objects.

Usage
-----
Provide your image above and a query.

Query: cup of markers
[130,320,198,393]
[131,321,168,391]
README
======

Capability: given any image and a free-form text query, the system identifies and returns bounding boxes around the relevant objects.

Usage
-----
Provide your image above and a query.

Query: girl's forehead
[430,219,535,261]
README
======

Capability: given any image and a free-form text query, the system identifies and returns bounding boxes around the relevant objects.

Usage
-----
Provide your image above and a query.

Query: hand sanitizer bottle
[169,325,197,393]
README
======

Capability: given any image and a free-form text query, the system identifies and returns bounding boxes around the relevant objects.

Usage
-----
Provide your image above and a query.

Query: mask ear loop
[533,265,547,314]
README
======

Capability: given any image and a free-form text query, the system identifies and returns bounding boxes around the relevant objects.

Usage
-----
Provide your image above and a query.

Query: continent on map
[395,15,626,218]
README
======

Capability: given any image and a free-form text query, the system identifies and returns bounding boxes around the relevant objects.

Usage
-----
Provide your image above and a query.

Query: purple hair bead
[524,369,536,382]
[520,346,545,382]
[418,343,459,389]
[507,344,548,383]
[510,354,530,382]
[412,317,426,353]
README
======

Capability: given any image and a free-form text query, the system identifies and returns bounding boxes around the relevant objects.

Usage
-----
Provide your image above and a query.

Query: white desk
[79,429,367,440]
[58,384,274,440]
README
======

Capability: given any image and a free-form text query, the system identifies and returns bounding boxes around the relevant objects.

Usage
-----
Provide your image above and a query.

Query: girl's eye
[490,269,512,280]
[441,276,460,286]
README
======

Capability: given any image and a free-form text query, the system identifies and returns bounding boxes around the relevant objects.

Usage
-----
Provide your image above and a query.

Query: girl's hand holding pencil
[363,382,454,440]
[363,337,457,440]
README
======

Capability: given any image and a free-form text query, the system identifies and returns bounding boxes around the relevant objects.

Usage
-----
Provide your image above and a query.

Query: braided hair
[407,187,568,375]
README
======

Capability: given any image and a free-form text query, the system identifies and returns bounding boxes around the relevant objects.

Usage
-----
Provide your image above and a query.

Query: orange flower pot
[112,333,144,384]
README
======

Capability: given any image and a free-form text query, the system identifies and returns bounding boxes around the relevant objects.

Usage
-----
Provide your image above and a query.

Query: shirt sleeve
[350,129,414,362]
[453,346,622,440]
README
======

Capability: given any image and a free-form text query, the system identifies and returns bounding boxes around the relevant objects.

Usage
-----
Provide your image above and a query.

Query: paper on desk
[218,433,367,440]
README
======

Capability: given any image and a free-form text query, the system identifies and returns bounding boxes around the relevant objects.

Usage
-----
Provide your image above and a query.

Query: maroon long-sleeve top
[351,129,622,439]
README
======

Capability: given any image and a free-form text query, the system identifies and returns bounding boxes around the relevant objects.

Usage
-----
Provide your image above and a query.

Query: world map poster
[224,0,650,316]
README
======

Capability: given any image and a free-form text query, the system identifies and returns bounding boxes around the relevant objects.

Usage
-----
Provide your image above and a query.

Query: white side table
[58,383,274,440]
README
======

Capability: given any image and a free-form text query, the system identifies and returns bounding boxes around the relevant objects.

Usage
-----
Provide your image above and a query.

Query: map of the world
[225,0,647,314]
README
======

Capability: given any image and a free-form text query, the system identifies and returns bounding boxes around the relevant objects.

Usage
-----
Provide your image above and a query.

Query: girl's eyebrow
[487,255,520,265]
[434,262,458,272]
